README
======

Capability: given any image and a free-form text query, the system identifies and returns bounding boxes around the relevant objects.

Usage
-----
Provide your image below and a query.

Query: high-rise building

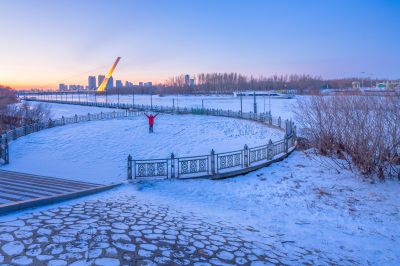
[98,75,105,87]
[88,76,96,90]
[107,76,114,89]
[58,83,68,91]
[185,74,190,85]
[125,81,134,88]
[189,78,195,87]
[116,80,123,89]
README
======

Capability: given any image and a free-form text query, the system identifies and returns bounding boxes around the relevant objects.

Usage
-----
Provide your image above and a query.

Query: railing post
[4,138,9,164]
[293,125,297,142]
[278,116,281,128]
[170,153,175,178]
[285,119,289,135]
[243,144,249,167]
[127,155,132,180]
[74,114,78,123]
[210,149,216,175]
[62,116,65,125]
[284,134,289,153]
[101,112,103,119]
[88,113,91,121]
[267,139,274,160]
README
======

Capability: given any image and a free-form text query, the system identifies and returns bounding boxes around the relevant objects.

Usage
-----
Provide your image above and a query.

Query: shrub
[0,86,50,132]
[295,95,400,180]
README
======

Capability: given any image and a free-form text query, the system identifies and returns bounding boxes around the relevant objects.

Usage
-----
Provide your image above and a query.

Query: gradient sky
[1,0,399,89]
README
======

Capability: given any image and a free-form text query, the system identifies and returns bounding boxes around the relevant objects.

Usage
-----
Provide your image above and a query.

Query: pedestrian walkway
[0,191,357,265]
[0,170,119,214]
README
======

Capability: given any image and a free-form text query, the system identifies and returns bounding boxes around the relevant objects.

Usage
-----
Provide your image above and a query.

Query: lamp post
[132,87,135,108]
[253,91,257,114]
[263,95,265,114]
[269,93,271,116]
[240,92,243,116]
[117,86,120,107]
[361,71,366,88]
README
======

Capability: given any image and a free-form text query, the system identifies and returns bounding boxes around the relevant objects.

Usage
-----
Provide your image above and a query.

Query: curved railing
[0,109,143,164]
[127,112,296,180]
[14,96,297,180]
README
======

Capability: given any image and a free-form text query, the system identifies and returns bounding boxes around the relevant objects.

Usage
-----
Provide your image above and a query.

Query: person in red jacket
[145,113,158,133]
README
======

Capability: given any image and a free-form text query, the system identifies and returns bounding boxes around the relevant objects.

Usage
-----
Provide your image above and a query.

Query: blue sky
[0,0,399,88]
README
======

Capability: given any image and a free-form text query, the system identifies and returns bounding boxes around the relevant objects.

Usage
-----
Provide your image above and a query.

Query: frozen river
[31,93,299,120]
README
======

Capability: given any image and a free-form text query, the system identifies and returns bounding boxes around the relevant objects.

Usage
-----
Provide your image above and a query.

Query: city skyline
[1,0,399,90]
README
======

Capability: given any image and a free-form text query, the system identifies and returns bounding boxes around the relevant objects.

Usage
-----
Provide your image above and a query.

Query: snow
[4,114,283,184]
[132,150,400,265]
[1,101,398,264]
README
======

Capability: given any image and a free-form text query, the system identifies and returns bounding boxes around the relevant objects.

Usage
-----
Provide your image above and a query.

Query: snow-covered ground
[3,114,283,184]
[0,150,398,265]
[133,150,400,265]
[2,101,398,264]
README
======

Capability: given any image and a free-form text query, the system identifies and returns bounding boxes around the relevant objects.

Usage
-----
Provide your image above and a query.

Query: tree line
[160,73,398,95]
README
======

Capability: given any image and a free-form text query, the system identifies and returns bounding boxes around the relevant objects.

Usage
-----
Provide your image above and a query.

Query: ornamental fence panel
[177,155,210,178]
[216,150,243,173]
[273,140,285,156]
[134,159,169,179]
[249,145,268,165]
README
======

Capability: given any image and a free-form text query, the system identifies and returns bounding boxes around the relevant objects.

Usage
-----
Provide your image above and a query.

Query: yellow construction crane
[96,57,121,92]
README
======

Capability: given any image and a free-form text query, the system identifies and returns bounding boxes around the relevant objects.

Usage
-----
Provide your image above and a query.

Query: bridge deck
[0,170,119,214]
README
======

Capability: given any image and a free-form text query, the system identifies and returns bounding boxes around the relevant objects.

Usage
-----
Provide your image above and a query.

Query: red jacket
[145,114,158,126]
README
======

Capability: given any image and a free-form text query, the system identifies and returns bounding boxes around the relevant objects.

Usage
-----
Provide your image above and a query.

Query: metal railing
[127,117,296,180]
[127,133,296,180]
[19,95,297,180]
[0,109,143,164]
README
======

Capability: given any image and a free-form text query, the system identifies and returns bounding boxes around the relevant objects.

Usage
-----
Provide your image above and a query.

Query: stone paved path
[0,193,358,265]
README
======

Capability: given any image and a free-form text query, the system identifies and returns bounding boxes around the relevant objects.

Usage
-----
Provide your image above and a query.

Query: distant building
[184,74,190,85]
[144,82,152,87]
[98,75,105,87]
[189,78,195,86]
[107,76,114,89]
[116,80,123,89]
[125,81,134,88]
[139,82,143,86]
[58,83,68,91]
[352,81,361,89]
[88,76,96,90]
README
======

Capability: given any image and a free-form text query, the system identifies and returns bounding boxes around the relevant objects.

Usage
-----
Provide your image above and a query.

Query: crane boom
[97,57,121,92]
